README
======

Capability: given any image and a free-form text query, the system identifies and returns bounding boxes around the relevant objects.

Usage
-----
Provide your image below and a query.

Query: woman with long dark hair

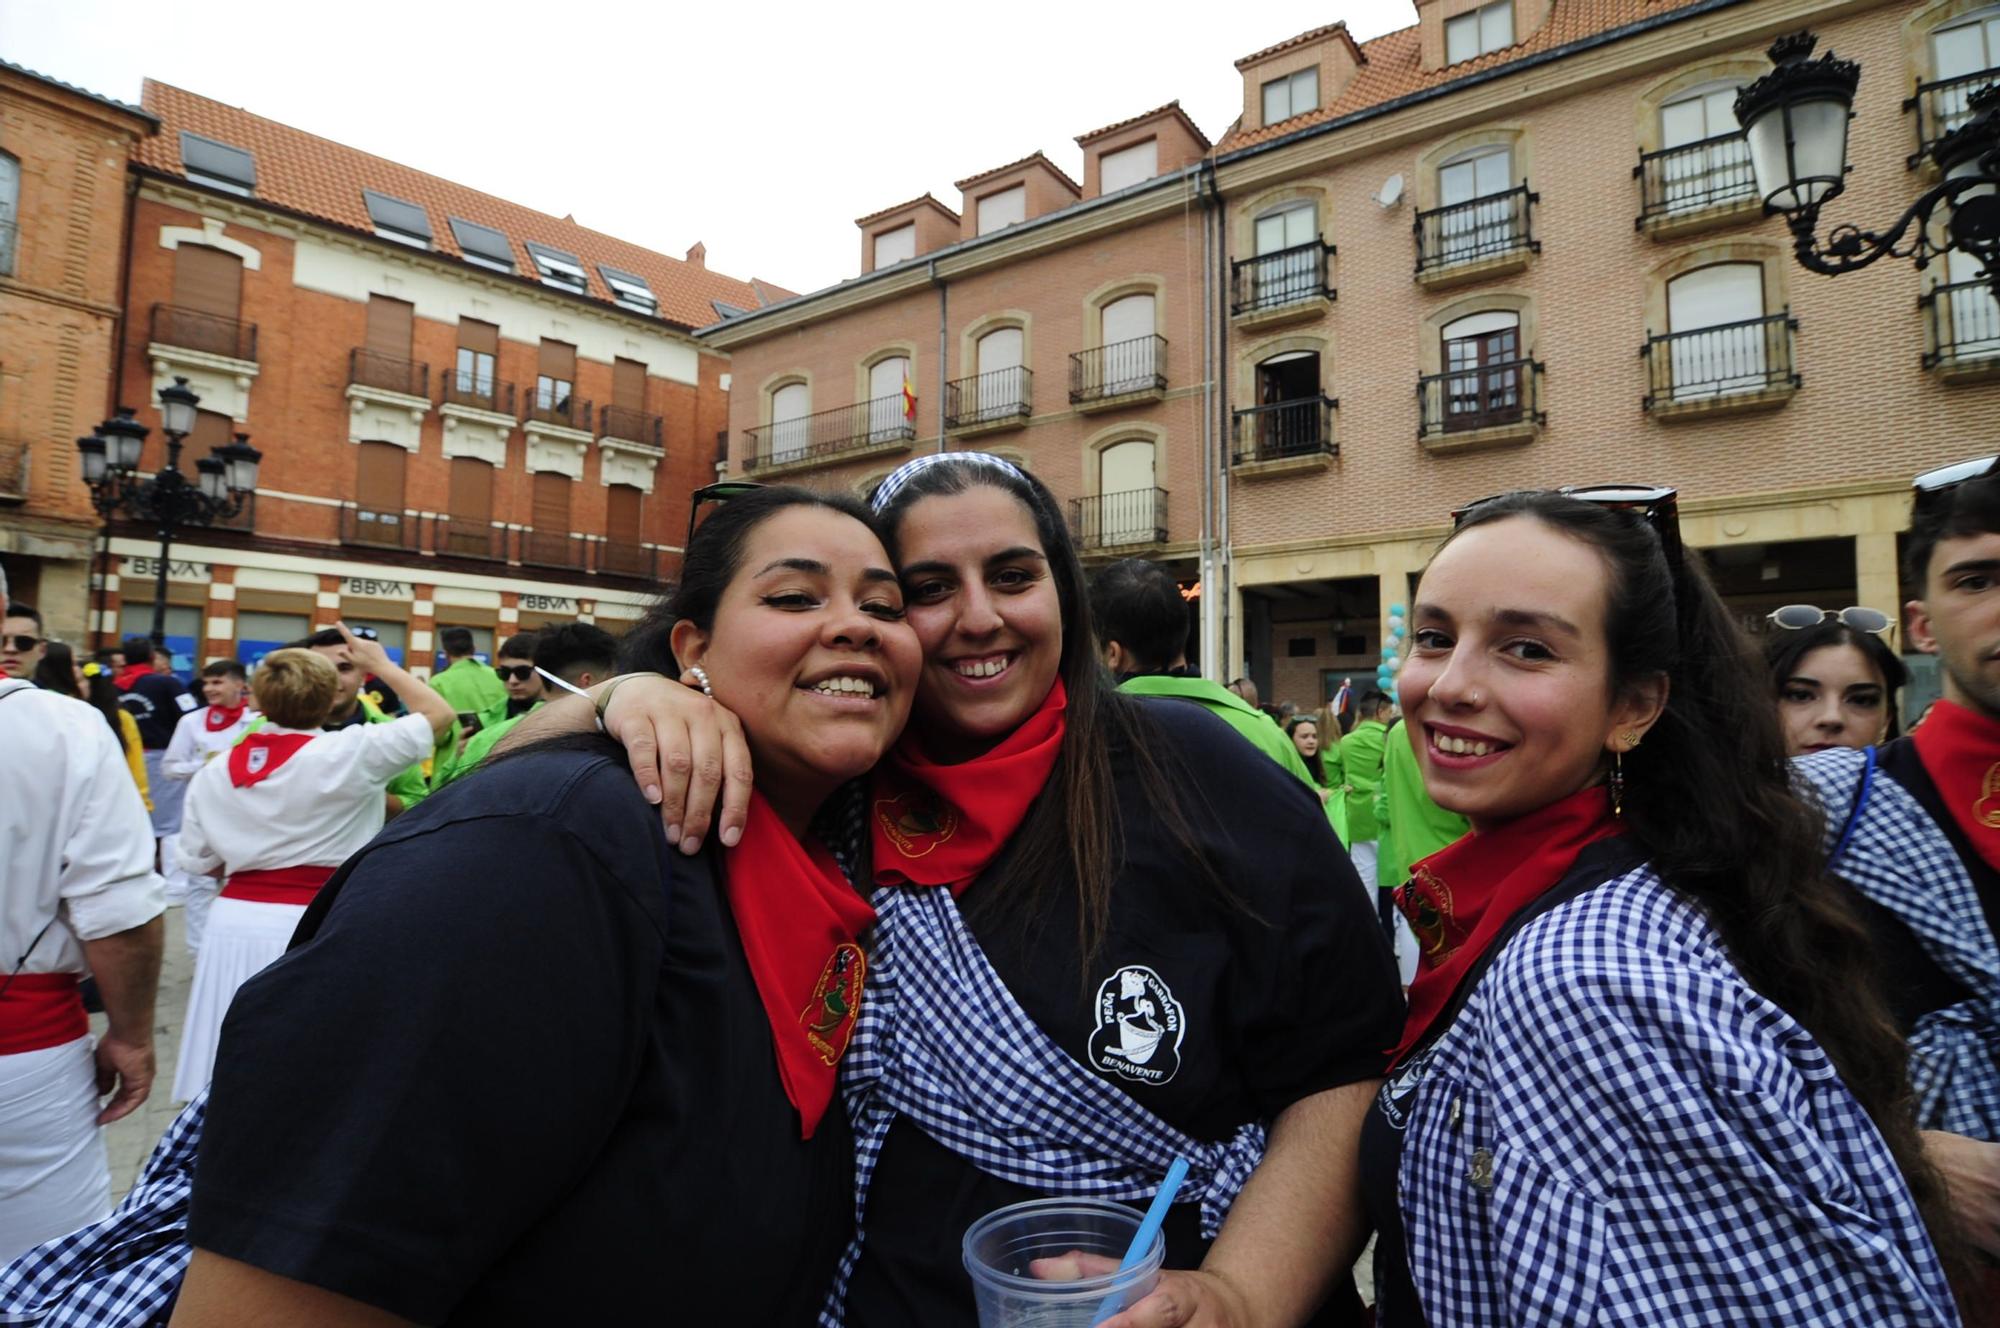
[1765,614,1906,755]
[1364,487,1958,1324]
[1286,712,1350,845]
[35,642,151,812]
[520,454,1403,1326]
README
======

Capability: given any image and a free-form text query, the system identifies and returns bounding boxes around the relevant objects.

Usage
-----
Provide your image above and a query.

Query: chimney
[686,241,706,268]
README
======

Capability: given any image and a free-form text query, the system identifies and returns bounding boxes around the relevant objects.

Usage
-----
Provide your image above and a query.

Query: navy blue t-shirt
[117,672,192,749]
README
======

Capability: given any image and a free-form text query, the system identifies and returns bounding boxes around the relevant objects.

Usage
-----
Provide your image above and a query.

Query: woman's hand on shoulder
[602,673,754,854]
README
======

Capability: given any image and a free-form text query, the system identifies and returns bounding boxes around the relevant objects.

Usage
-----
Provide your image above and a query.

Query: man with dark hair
[492,632,545,720]
[433,622,616,788]
[112,634,195,880]
[1340,689,1397,894]
[1089,558,1317,788]
[2,602,45,680]
[430,625,507,723]
[1794,455,2000,1255]
[160,661,257,954]
[282,629,438,817]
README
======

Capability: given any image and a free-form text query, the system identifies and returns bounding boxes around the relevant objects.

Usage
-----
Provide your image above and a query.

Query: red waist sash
[221,865,336,907]
[0,972,88,1056]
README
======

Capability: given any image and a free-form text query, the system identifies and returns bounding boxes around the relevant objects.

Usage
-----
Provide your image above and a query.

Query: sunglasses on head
[494,664,536,682]
[1451,484,1683,568]
[3,634,39,652]
[1768,604,1893,634]
[685,481,765,550]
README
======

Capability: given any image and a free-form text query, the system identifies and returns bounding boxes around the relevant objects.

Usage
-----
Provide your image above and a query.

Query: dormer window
[180,131,256,196]
[450,218,515,274]
[599,264,657,316]
[527,243,588,295]
[1262,68,1319,126]
[1100,140,1159,193]
[976,185,1027,236]
[1445,1,1513,64]
[363,189,432,250]
[874,223,917,268]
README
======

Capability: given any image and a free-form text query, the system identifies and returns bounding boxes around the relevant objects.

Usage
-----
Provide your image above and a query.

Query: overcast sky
[2,0,1418,295]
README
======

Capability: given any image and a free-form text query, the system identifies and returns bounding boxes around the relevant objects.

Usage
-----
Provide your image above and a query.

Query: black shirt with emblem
[189,744,854,1326]
[116,671,192,749]
[846,698,1404,1328]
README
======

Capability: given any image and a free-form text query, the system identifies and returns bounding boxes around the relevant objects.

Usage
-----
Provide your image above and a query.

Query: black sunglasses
[3,634,40,652]
[1452,483,1683,569]
[685,481,765,550]
[493,664,536,682]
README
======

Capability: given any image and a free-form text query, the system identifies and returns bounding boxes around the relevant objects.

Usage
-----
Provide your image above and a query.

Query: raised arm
[337,623,453,741]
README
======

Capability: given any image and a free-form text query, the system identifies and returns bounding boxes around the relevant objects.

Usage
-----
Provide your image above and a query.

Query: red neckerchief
[205,702,247,732]
[112,663,151,692]
[1391,784,1621,1065]
[721,788,878,1139]
[870,679,1066,894]
[1912,698,2000,876]
[227,731,316,788]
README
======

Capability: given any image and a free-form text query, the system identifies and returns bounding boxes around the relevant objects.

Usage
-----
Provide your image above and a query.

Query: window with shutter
[453,320,500,406]
[190,409,234,452]
[446,458,494,556]
[168,244,244,357]
[0,153,17,277]
[607,484,642,543]
[1665,263,1768,398]
[354,442,407,545]
[361,295,415,393]
[868,356,912,440]
[528,471,575,566]
[536,340,579,424]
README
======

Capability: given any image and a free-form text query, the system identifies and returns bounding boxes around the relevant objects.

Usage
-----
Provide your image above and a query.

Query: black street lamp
[1735,32,2000,299]
[76,376,262,648]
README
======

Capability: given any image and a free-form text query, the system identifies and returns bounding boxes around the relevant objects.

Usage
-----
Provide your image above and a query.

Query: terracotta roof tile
[1217,0,1716,153]
[1233,21,1367,71]
[854,192,962,228]
[952,150,1083,196]
[135,80,782,329]
[1075,99,1213,150]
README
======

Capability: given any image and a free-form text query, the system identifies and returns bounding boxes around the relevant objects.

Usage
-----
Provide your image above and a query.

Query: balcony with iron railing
[441,370,515,416]
[516,526,588,570]
[1231,396,1338,471]
[348,348,429,399]
[1070,335,1168,408]
[430,514,507,561]
[1414,185,1539,286]
[945,367,1032,434]
[1418,359,1545,452]
[599,405,664,450]
[150,303,258,362]
[1068,487,1169,551]
[1634,133,1759,236]
[1230,241,1337,325]
[1908,68,2000,167]
[0,439,27,503]
[1642,311,1800,417]
[1922,279,2000,379]
[743,393,916,474]
[597,542,661,580]
[524,383,592,433]
[339,503,417,549]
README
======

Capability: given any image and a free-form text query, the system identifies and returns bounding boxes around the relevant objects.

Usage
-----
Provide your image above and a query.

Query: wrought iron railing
[340,503,416,549]
[525,383,592,431]
[516,526,587,570]
[945,366,1032,429]
[597,542,660,579]
[1642,311,1799,408]
[1909,68,2000,167]
[1634,133,1756,223]
[441,370,513,415]
[600,405,664,448]
[1231,396,1338,465]
[1922,279,2000,368]
[0,439,27,501]
[431,515,506,560]
[1068,488,1169,550]
[348,348,429,398]
[1418,359,1544,438]
[1070,335,1168,403]
[1414,185,1539,274]
[1230,241,1336,315]
[743,393,915,471]
[151,303,257,361]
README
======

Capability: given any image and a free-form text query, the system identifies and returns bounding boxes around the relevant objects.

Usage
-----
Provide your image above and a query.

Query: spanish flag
[902,372,917,424]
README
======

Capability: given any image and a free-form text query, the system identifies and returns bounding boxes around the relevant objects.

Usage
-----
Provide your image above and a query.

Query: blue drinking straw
[1090,1157,1191,1326]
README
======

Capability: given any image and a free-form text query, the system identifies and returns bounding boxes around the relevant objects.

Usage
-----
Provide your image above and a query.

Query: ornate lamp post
[1734,32,2000,299]
[76,376,262,648]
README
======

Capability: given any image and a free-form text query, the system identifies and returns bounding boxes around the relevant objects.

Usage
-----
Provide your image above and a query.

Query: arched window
[1935,7,2000,134]
[1436,146,1515,263]
[0,153,18,277]
[1099,294,1158,392]
[1251,349,1323,456]
[1096,439,1159,547]
[975,326,1026,418]
[1439,311,1522,431]
[1665,263,1768,398]
[1251,204,1318,307]
[866,356,911,440]
[1657,82,1752,212]
[770,381,811,458]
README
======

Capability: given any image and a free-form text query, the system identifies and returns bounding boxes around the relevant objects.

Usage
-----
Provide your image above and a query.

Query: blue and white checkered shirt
[1391,863,1958,1325]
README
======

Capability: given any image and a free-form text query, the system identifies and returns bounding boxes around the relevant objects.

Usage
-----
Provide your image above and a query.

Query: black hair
[1088,557,1187,675]
[1905,459,2000,588]
[1442,493,1957,1282]
[1359,688,1393,718]
[1284,712,1329,785]
[286,628,347,650]
[440,626,476,657]
[120,634,153,663]
[498,631,539,660]
[1766,621,1907,743]
[873,457,1239,969]
[36,642,127,745]
[201,659,247,682]
[5,602,41,631]
[532,622,619,685]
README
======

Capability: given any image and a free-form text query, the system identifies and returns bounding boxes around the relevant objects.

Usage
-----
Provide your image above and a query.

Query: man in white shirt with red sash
[159,661,256,955]
[0,567,165,1263]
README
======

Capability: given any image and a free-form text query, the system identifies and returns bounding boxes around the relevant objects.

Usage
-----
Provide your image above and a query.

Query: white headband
[869,451,1028,513]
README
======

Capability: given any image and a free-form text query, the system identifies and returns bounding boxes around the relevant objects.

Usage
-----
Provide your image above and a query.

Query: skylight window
[363,189,432,249]
[180,131,256,196]
[526,242,588,294]
[449,217,514,273]
[599,264,658,316]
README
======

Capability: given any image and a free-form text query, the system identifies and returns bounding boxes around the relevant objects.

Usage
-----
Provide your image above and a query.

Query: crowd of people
[2,450,1999,1326]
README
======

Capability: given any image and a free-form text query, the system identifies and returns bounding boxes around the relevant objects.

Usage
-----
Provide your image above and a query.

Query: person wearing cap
[1795,455,2000,1258]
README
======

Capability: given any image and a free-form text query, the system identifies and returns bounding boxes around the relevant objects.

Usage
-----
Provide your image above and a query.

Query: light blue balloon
[1389,603,1406,617]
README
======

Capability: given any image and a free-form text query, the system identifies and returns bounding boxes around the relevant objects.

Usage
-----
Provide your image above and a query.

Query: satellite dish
[1374,173,1405,208]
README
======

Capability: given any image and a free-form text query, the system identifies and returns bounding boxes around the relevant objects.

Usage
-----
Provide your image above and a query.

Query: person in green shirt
[1285,713,1351,847]
[1339,690,1396,890]
[433,623,617,789]
[1372,716,1469,985]
[429,626,509,724]
[1088,558,1321,794]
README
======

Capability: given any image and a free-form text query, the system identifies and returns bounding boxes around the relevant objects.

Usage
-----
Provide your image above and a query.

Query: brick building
[0,63,156,643]
[700,0,1998,720]
[98,82,788,672]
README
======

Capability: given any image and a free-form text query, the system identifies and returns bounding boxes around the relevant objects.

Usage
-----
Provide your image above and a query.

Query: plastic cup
[962,1197,1165,1328]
